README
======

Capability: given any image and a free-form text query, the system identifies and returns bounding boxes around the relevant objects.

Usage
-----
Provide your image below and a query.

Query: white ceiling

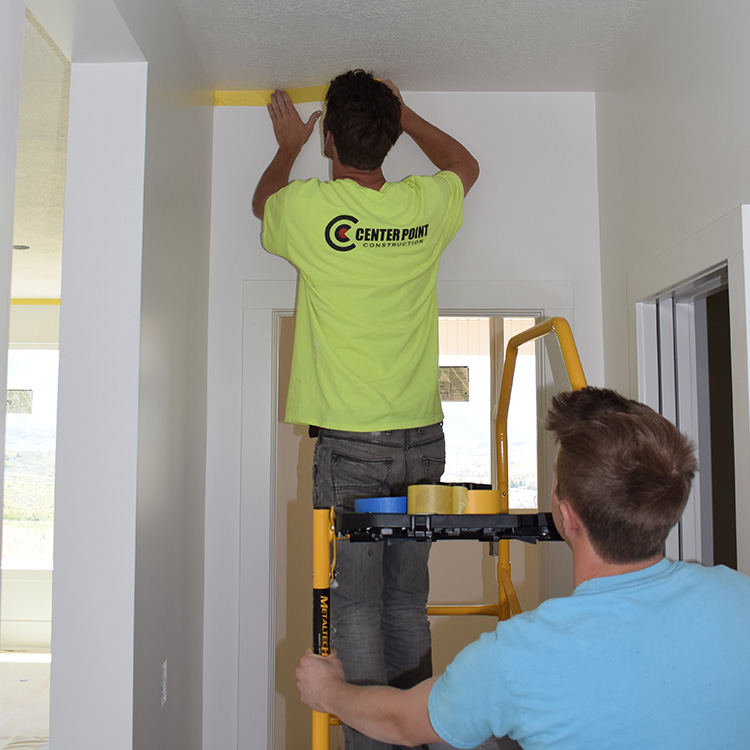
[14,0,655,300]
[175,0,653,92]
[13,13,69,299]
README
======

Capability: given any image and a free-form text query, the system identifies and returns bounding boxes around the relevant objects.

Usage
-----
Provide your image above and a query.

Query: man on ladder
[253,69,479,749]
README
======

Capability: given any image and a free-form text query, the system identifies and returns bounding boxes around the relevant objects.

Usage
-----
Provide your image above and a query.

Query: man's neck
[557,495,665,588]
[573,548,663,588]
[328,147,386,190]
[332,163,386,190]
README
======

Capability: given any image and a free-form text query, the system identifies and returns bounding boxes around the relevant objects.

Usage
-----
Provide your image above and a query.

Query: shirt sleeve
[431,170,465,244]
[261,183,292,259]
[428,629,515,748]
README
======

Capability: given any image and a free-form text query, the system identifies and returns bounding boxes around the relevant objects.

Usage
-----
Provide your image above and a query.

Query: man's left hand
[267,89,321,153]
[252,90,322,218]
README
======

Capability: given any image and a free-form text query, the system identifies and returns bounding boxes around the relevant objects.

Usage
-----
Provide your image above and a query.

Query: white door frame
[628,205,750,574]
[636,267,726,562]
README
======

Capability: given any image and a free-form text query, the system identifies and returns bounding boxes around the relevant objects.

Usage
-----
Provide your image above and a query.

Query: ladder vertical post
[312,508,333,750]
[494,316,587,620]
[496,335,517,620]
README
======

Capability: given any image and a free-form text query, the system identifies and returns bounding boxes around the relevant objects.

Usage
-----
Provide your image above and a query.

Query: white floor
[0,653,49,750]
[0,651,519,750]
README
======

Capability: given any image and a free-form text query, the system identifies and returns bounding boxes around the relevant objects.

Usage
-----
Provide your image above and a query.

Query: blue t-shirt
[429,559,750,749]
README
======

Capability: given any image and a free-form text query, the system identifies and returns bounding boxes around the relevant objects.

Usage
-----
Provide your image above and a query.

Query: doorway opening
[1,9,69,746]
[636,264,737,567]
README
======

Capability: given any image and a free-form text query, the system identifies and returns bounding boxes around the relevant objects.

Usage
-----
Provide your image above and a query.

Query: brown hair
[323,70,402,170]
[545,387,697,564]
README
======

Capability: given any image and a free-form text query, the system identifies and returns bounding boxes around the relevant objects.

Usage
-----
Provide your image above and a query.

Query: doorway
[636,264,737,567]
[1,9,68,746]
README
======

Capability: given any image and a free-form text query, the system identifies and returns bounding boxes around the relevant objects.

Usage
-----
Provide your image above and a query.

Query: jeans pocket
[331,452,392,512]
[421,455,446,484]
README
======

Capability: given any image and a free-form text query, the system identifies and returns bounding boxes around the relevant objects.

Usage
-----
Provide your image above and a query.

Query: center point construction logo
[325,214,429,252]
[325,215,358,251]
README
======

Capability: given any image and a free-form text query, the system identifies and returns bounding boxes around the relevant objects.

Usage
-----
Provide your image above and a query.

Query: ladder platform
[336,511,562,544]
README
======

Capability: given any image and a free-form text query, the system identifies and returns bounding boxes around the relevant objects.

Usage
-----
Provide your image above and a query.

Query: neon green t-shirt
[262,171,464,431]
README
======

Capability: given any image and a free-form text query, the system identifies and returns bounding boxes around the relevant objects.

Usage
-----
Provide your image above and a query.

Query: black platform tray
[337,512,562,543]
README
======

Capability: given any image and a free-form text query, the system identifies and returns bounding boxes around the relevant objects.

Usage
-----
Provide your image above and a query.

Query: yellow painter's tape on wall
[11,298,61,305]
[214,84,329,107]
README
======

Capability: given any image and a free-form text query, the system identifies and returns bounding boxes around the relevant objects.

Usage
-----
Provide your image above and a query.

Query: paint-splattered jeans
[313,423,446,750]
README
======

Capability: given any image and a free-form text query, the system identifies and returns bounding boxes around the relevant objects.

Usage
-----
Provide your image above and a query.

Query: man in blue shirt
[297,387,750,749]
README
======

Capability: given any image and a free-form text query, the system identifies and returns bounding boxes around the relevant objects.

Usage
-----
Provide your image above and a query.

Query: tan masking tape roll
[407,485,469,514]
[466,489,502,514]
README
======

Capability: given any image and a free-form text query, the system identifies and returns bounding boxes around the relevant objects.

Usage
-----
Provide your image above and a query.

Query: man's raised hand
[267,89,322,153]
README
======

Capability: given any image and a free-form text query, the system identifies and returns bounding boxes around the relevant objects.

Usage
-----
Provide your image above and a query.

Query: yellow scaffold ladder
[311,316,587,749]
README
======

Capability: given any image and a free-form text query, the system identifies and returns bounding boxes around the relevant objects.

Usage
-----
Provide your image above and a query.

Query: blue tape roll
[355,496,408,514]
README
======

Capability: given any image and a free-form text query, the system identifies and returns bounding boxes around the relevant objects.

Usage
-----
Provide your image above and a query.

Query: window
[2,349,59,570]
[439,316,537,508]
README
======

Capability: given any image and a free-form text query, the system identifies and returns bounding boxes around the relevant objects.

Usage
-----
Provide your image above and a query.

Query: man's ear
[558,501,582,537]
[324,129,335,159]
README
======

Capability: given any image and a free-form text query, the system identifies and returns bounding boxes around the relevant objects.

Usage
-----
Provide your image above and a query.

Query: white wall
[112,2,213,748]
[205,91,603,747]
[22,1,213,748]
[597,0,750,391]
[9,303,60,347]
[51,55,147,750]
[596,0,750,574]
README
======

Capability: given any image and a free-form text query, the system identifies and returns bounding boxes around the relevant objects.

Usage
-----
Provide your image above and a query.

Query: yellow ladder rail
[312,508,336,746]
[428,316,586,621]
[495,316,586,618]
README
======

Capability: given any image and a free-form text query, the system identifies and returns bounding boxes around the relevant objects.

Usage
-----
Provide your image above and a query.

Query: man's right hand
[296,649,346,715]
[382,79,403,105]
[380,79,479,196]
[296,647,442,746]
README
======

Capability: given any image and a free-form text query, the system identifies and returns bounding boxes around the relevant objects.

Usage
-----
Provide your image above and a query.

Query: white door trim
[628,205,750,575]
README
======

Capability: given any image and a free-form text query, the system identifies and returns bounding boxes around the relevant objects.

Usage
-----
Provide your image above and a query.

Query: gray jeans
[313,423,446,750]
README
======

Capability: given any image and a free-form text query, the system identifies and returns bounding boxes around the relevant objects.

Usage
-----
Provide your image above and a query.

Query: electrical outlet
[161,660,168,707]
